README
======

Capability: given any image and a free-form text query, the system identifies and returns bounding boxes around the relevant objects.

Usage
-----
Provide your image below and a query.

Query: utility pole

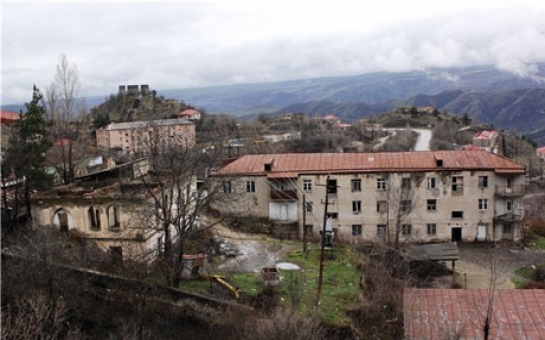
[317,176,334,303]
[302,194,307,252]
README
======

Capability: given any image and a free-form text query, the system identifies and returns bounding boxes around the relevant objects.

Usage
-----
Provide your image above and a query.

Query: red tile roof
[178,109,200,117]
[537,146,545,154]
[474,130,498,140]
[404,289,545,340]
[214,151,525,177]
[0,110,20,124]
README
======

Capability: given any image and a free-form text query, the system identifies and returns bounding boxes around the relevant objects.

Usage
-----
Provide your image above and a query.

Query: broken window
[451,176,464,194]
[108,205,119,230]
[352,224,362,236]
[351,179,362,192]
[88,207,101,230]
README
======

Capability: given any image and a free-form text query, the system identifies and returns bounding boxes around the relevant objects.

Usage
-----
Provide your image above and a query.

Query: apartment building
[212,151,526,243]
[96,118,195,155]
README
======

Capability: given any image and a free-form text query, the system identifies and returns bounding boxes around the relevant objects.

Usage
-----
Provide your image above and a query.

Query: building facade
[212,151,526,243]
[96,118,195,155]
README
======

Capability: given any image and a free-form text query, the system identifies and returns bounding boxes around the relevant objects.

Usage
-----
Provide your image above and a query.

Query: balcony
[495,185,525,198]
[494,213,523,223]
[270,189,297,200]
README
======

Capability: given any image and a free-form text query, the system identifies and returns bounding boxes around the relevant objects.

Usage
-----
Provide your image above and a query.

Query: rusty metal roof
[404,289,545,340]
[214,151,525,176]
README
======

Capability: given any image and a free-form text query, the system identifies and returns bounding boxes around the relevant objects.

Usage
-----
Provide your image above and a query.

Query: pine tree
[2,85,53,231]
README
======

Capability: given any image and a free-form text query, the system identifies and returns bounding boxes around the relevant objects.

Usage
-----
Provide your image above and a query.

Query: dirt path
[209,221,300,273]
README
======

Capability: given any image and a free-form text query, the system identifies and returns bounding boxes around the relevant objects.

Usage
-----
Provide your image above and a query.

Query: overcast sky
[2,0,545,105]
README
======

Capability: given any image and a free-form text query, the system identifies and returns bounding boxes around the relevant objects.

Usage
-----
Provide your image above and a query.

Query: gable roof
[0,110,20,124]
[404,289,545,340]
[474,130,498,140]
[214,151,525,177]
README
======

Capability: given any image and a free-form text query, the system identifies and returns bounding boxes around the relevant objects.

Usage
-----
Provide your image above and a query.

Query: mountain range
[160,64,545,145]
[3,64,545,145]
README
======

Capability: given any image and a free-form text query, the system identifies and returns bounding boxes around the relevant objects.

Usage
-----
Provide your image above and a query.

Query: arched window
[88,206,101,230]
[53,208,71,232]
[107,205,119,230]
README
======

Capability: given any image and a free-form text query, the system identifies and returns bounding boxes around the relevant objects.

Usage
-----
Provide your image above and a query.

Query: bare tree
[45,54,87,184]
[137,132,229,287]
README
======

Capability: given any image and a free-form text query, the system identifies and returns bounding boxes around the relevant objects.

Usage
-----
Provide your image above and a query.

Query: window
[427,223,437,235]
[352,224,362,236]
[402,224,412,235]
[377,225,387,237]
[503,224,514,234]
[427,199,437,211]
[107,205,119,229]
[478,199,488,210]
[351,179,362,192]
[352,200,362,213]
[327,179,337,194]
[427,177,436,189]
[451,176,464,194]
[478,176,489,188]
[306,202,313,212]
[377,201,387,213]
[401,200,412,212]
[328,212,339,219]
[377,178,386,190]
[303,179,312,192]
[246,181,255,193]
[506,200,513,212]
[452,211,463,219]
[88,207,101,230]
[401,178,411,190]
[223,180,232,193]
[57,210,69,232]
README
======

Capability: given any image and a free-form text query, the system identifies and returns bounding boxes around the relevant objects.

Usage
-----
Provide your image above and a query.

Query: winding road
[375,128,432,151]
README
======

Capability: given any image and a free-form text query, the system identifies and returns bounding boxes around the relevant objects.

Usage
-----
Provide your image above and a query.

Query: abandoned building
[211,151,526,243]
[32,157,198,262]
[96,118,195,156]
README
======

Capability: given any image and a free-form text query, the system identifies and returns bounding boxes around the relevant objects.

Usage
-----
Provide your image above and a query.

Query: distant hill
[162,64,545,115]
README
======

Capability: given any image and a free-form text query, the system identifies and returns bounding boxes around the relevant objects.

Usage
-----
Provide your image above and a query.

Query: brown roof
[404,289,545,340]
[214,151,525,177]
[0,110,20,124]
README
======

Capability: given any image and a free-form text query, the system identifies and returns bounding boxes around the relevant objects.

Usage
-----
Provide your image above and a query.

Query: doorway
[451,227,462,242]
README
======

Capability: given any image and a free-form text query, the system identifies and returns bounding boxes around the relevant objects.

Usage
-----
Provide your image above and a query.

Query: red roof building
[0,110,20,124]
[404,289,545,340]
[178,109,201,121]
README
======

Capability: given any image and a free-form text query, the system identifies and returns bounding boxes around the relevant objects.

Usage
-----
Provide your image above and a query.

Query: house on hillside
[537,146,545,160]
[316,114,341,127]
[96,118,195,156]
[211,151,526,243]
[404,289,545,340]
[472,130,499,153]
[178,109,201,121]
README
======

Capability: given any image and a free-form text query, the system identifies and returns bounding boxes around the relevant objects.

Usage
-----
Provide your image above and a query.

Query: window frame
[352,200,362,213]
[451,176,464,194]
[352,224,362,236]
[305,201,313,212]
[427,177,436,189]
[377,224,387,237]
[401,178,411,190]
[376,200,387,213]
[402,224,412,235]
[303,179,312,192]
[452,211,464,219]
[427,223,437,235]
[246,180,256,193]
[478,198,488,211]
[478,176,489,188]
[222,180,232,193]
[351,179,362,192]
[377,178,386,190]
[427,199,437,212]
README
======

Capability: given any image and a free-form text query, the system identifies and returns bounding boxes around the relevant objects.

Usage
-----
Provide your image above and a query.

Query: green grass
[530,237,545,250]
[511,277,527,289]
[179,242,362,325]
[515,266,535,280]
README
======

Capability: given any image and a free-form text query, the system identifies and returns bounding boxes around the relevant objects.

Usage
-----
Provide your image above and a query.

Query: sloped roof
[99,118,193,130]
[537,146,545,154]
[214,151,525,177]
[474,130,498,140]
[404,289,545,340]
[179,109,200,117]
[0,110,20,124]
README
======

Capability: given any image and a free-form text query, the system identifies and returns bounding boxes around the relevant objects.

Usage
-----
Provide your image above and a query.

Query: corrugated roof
[214,151,525,176]
[404,289,545,340]
[100,118,193,131]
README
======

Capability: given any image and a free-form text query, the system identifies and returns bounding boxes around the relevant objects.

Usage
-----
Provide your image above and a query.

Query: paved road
[377,128,432,151]
[412,128,431,151]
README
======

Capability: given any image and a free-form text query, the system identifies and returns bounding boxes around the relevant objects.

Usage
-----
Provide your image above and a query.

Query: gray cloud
[2,2,545,104]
